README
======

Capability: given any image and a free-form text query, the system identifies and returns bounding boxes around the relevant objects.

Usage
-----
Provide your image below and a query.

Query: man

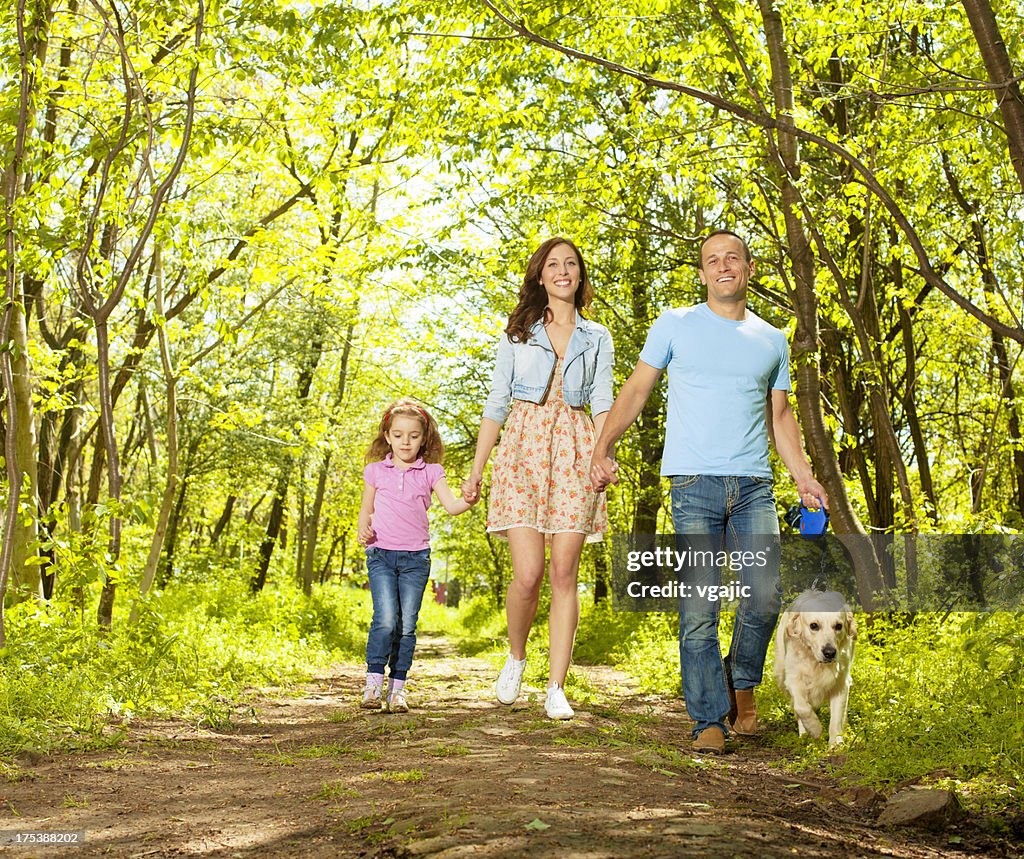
[591,230,828,754]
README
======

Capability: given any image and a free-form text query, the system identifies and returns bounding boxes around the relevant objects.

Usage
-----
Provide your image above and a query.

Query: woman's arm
[357,482,376,544]
[434,476,474,515]
[462,417,501,504]
[481,335,515,426]
[589,326,615,417]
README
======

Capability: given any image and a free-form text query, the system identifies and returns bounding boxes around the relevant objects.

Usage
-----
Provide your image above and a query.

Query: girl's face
[538,243,580,305]
[384,415,425,464]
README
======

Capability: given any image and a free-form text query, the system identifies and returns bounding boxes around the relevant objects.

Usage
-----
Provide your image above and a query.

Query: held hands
[590,454,619,492]
[461,474,483,505]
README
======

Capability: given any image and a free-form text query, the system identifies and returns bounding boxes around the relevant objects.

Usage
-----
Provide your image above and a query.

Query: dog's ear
[845,611,858,641]
[786,612,802,639]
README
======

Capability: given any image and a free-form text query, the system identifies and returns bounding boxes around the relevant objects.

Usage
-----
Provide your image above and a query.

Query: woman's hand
[357,521,376,545]
[590,455,619,492]
[462,474,483,504]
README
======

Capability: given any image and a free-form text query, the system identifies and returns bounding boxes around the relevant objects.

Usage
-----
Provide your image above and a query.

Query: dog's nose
[821,644,837,662]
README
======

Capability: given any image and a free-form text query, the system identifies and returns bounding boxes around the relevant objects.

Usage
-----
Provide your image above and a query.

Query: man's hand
[590,455,619,492]
[796,476,829,511]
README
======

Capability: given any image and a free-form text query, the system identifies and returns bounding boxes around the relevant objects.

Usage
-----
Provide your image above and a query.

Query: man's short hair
[699,230,752,268]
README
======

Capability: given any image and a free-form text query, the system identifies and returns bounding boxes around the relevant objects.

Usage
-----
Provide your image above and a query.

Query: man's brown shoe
[729,689,757,736]
[691,726,726,754]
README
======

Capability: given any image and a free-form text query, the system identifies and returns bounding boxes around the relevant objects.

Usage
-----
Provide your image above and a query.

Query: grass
[254,740,352,765]
[372,768,426,784]
[2,569,1019,816]
[314,782,361,801]
[426,742,470,757]
[0,578,372,760]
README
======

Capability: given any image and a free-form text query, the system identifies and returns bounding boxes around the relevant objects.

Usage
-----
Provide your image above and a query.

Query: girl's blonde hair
[365,398,444,464]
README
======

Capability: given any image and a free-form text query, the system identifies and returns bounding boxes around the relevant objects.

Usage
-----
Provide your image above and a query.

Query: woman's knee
[548,560,579,595]
[510,570,544,600]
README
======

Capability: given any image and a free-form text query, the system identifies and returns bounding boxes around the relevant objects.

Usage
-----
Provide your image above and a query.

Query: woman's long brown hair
[505,237,592,343]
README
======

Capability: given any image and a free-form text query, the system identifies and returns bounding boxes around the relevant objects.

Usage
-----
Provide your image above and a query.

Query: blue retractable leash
[785,498,830,590]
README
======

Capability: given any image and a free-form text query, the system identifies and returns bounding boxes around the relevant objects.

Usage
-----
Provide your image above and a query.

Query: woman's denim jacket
[482,313,614,426]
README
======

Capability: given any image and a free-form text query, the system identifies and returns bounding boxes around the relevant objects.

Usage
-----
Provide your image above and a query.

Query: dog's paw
[799,716,823,739]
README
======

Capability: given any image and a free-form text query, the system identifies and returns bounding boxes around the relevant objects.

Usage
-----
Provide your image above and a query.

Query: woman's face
[538,243,581,304]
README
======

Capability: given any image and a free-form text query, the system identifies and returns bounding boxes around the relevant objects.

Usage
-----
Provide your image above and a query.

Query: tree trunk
[756,0,883,607]
[251,465,292,593]
[594,549,608,604]
[6,297,42,602]
[294,477,306,585]
[896,297,939,521]
[302,454,330,596]
[93,317,123,630]
[36,341,87,600]
[133,245,178,623]
[319,529,342,584]
[210,495,235,545]
[1,0,46,617]
[157,436,197,589]
[303,323,355,594]
[961,0,1024,192]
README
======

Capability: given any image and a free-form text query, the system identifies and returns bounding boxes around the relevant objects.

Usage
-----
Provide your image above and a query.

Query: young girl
[462,236,614,720]
[357,398,475,712]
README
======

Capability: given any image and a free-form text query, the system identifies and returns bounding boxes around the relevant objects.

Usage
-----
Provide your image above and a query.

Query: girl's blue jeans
[670,475,781,738]
[364,547,431,680]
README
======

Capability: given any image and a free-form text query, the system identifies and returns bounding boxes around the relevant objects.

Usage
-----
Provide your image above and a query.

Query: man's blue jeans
[670,475,781,738]
[365,547,431,680]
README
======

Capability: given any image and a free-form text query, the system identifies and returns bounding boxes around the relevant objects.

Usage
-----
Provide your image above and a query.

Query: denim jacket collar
[527,311,595,357]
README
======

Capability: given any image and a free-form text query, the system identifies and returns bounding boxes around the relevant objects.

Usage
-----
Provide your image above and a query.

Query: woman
[462,236,614,719]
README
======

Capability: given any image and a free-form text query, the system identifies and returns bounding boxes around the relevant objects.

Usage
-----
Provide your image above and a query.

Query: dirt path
[0,635,1010,857]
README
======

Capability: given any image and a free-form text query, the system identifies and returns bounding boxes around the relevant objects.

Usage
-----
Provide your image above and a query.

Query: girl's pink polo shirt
[363,455,445,551]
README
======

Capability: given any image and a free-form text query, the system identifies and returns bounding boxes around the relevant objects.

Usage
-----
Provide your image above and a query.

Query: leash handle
[799,498,829,537]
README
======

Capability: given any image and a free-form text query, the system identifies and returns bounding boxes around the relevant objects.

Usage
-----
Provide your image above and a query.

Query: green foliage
[416,593,507,655]
[0,580,370,758]
[2,0,1023,817]
[837,613,1023,794]
[572,601,1021,809]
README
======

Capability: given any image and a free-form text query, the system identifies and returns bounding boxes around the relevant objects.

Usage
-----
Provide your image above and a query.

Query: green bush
[602,605,1023,810]
[0,579,372,758]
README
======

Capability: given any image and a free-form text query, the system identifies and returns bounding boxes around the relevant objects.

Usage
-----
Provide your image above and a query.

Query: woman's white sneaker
[495,655,526,704]
[545,684,574,720]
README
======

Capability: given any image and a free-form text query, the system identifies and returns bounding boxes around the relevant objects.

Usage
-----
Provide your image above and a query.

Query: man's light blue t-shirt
[638,303,791,478]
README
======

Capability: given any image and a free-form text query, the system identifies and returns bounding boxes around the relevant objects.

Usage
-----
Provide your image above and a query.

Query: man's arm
[590,360,663,490]
[770,388,829,509]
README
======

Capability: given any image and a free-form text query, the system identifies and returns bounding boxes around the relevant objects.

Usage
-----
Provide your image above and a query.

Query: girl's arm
[462,417,501,504]
[357,482,377,544]
[434,476,474,515]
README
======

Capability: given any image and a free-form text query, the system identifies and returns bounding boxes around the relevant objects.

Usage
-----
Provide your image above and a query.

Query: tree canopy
[2,0,1024,630]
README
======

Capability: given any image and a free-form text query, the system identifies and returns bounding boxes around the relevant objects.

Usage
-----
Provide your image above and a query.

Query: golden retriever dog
[773,590,857,747]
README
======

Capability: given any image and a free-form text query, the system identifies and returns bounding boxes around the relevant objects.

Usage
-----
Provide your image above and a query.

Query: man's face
[698,234,754,305]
